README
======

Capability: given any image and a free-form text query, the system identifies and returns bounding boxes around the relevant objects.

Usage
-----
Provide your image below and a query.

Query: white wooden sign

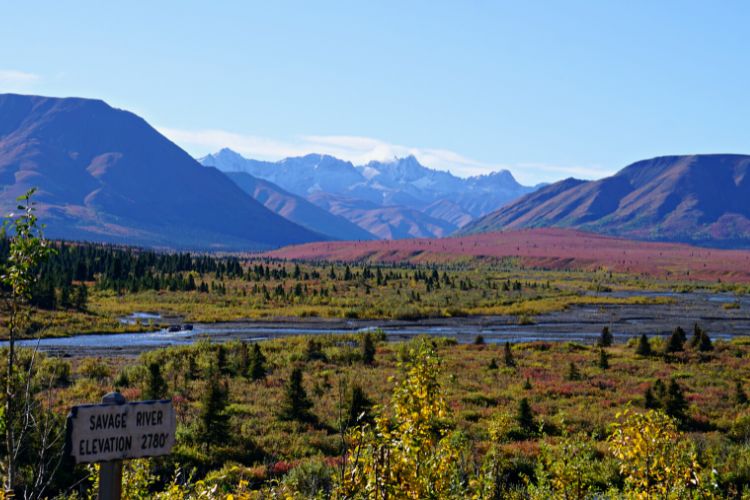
[67,399,176,464]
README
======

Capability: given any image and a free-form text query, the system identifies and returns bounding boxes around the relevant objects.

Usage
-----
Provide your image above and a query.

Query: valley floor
[6,243,750,497]
[15,288,750,357]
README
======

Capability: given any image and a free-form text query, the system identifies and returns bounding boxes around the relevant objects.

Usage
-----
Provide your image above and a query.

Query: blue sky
[1,1,748,184]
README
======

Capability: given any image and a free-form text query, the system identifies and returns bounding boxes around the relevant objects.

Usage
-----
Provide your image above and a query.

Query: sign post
[66,392,176,500]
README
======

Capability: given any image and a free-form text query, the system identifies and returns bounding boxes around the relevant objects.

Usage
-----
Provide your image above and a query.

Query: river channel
[5,291,750,356]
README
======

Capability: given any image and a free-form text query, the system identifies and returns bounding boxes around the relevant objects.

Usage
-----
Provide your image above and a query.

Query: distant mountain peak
[200,149,536,234]
[216,147,242,157]
[469,169,520,186]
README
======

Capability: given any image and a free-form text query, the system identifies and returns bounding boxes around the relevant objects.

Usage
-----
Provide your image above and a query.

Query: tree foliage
[279,367,315,423]
[361,333,376,366]
[338,340,468,499]
[503,341,515,368]
[608,409,715,498]
[0,189,58,496]
[635,334,652,356]
[198,372,230,453]
[248,344,267,381]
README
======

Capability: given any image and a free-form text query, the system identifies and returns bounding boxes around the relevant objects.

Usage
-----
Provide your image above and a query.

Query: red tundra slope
[264,228,750,283]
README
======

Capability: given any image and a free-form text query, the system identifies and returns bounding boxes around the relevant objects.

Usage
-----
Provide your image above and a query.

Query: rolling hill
[0,94,324,250]
[264,227,750,283]
[460,155,750,248]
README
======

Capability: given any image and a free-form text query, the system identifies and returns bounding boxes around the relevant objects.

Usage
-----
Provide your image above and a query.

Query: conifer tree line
[0,238,246,308]
[0,235,551,316]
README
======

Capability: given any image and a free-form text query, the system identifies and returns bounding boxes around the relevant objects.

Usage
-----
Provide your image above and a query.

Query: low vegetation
[2,238,719,339]
[0,329,747,498]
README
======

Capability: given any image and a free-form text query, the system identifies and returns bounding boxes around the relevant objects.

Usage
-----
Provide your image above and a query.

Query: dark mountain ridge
[224,171,376,241]
[461,154,750,248]
[0,94,324,250]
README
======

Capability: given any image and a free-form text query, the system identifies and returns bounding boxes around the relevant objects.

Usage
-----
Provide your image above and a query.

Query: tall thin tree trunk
[5,306,16,493]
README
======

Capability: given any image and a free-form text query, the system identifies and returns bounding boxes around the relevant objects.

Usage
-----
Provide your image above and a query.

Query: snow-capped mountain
[200,149,535,223]
[201,149,365,197]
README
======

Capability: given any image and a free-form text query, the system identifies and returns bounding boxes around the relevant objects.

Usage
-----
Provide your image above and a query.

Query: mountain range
[306,192,457,239]
[2,93,749,251]
[200,148,534,239]
[0,94,324,250]
[461,154,750,248]
[224,171,376,241]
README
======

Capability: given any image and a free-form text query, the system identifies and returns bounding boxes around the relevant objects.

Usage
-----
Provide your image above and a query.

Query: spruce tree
[598,348,609,370]
[690,323,703,348]
[216,345,229,375]
[279,366,314,422]
[237,341,249,377]
[199,374,230,453]
[598,326,613,347]
[249,343,267,381]
[488,358,499,370]
[674,326,687,343]
[74,283,88,311]
[566,361,582,381]
[186,274,196,291]
[644,386,658,409]
[504,341,516,367]
[665,327,685,353]
[523,378,532,390]
[517,398,535,433]
[34,279,56,309]
[361,332,376,365]
[144,362,168,400]
[59,284,71,309]
[636,334,652,356]
[698,330,713,352]
[736,380,748,406]
[474,335,485,345]
[305,338,327,361]
[664,379,688,423]
[345,385,373,428]
[653,378,666,402]
[185,354,198,384]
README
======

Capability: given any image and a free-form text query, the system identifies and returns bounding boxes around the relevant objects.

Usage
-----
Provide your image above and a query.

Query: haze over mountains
[224,171,376,241]
[0,93,534,248]
[461,154,750,248]
[0,94,324,250]
[2,93,749,251]
[200,148,534,239]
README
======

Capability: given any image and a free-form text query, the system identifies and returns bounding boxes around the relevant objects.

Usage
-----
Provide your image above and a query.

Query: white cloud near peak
[158,126,614,184]
[0,70,41,89]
